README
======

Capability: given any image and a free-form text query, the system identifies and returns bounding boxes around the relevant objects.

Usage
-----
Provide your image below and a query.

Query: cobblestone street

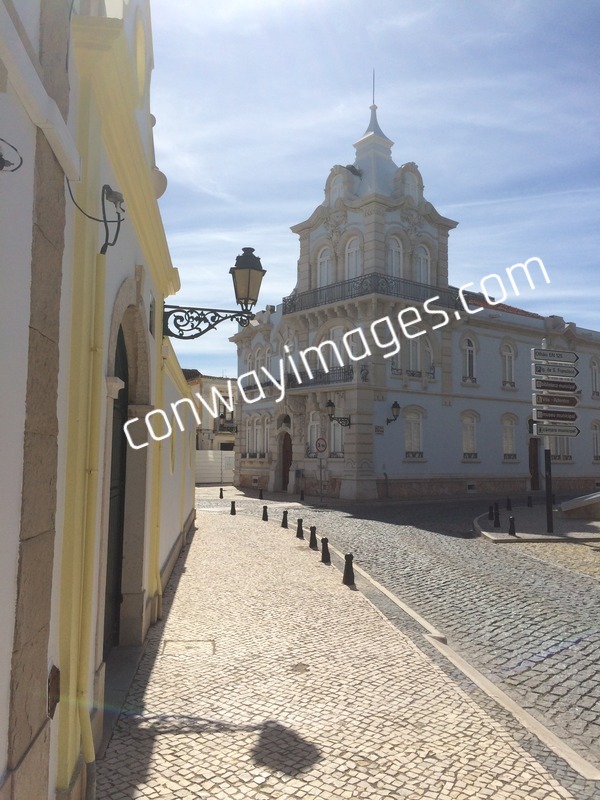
[97,488,600,799]
[304,497,600,769]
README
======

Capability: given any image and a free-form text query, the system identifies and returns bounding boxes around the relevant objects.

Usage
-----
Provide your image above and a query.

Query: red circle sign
[315,437,327,453]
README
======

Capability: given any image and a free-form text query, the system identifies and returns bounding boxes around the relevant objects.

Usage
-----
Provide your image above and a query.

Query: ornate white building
[232,105,600,501]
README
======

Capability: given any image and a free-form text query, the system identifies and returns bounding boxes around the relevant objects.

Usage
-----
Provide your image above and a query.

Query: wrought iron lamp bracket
[163,305,254,339]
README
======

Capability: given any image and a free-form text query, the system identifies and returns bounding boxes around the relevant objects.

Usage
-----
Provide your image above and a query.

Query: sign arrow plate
[532,348,579,363]
[532,378,578,393]
[533,408,578,422]
[533,424,580,437]
[532,363,579,378]
[532,393,579,408]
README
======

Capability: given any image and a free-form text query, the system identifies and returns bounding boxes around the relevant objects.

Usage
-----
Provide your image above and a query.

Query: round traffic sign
[315,437,327,453]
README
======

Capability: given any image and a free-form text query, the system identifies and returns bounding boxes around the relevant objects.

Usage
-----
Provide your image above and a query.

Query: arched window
[592,359,600,398]
[317,247,333,287]
[501,343,515,387]
[255,348,264,375]
[254,418,263,456]
[264,347,272,375]
[404,408,424,459]
[388,236,403,279]
[245,419,252,455]
[415,245,430,284]
[424,340,434,379]
[551,435,571,462]
[461,411,478,460]
[307,411,320,456]
[592,422,600,462]
[408,339,421,377]
[502,414,518,460]
[462,337,476,384]
[264,417,271,454]
[345,236,361,280]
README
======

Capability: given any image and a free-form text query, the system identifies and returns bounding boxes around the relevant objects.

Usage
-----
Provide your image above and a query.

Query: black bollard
[309,526,318,550]
[527,495,533,507]
[552,494,556,505]
[281,510,288,529]
[300,489,305,501]
[321,538,331,564]
[493,504,500,528]
[488,505,494,521]
[506,497,512,511]
[508,516,516,536]
[230,501,236,516]
[296,519,304,539]
[219,487,223,499]
[262,505,268,522]
[259,488,263,500]
[342,553,355,586]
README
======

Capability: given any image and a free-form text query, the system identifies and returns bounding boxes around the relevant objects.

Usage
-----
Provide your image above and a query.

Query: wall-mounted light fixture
[163,247,266,339]
[325,399,351,428]
[66,180,126,254]
[100,184,125,254]
[386,401,400,425]
[0,137,23,172]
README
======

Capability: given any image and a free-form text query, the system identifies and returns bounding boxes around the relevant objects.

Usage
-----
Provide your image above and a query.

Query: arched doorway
[281,432,292,491]
[104,326,128,659]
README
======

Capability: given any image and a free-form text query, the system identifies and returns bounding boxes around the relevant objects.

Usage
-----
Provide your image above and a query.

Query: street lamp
[325,399,351,428]
[163,247,266,339]
[386,401,400,425]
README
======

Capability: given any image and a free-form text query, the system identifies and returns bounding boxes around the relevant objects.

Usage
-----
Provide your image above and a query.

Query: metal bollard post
[300,489,305,501]
[342,553,355,586]
[296,519,304,539]
[321,538,331,564]
[493,503,500,528]
[262,505,268,522]
[506,497,512,511]
[219,487,223,499]
[527,495,532,507]
[259,488,263,500]
[508,516,516,536]
[488,505,494,521]
[309,526,318,550]
[230,501,236,516]
[281,510,288,529]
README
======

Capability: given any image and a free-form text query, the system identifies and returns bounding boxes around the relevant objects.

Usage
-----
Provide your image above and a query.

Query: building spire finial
[372,68,375,105]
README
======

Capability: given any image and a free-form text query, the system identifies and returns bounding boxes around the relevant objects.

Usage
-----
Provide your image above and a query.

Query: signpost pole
[319,458,323,506]
[544,445,553,533]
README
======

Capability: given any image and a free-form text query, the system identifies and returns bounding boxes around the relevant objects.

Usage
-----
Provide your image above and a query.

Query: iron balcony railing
[283,273,462,314]
[286,365,354,389]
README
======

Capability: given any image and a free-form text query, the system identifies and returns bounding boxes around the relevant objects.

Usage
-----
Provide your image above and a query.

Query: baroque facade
[232,105,600,500]
[1,2,195,798]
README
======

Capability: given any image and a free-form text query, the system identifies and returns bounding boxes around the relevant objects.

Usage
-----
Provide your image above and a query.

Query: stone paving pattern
[97,489,599,799]
[287,497,600,769]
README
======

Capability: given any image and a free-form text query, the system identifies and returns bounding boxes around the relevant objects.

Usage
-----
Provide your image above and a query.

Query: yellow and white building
[1,2,195,798]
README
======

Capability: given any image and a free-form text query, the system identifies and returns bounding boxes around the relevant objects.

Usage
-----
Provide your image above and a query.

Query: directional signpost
[530,347,580,533]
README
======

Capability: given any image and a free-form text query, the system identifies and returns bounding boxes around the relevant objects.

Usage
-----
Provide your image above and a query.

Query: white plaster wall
[0,85,36,780]
[10,0,40,54]
[159,370,195,570]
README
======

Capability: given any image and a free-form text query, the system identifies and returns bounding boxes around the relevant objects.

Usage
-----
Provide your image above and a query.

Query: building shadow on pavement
[98,528,322,796]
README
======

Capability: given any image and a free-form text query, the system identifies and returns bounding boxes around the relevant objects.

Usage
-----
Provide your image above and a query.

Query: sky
[149,0,600,378]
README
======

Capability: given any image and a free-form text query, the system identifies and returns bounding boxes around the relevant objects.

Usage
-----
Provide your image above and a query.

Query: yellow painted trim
[71,17,180,298]
[57,84,103,789]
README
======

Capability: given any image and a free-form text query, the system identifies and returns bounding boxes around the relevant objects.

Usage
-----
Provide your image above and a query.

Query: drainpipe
[77,253,106,799]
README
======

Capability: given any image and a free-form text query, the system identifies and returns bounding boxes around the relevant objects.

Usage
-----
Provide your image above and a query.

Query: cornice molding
[72,17,180,297]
